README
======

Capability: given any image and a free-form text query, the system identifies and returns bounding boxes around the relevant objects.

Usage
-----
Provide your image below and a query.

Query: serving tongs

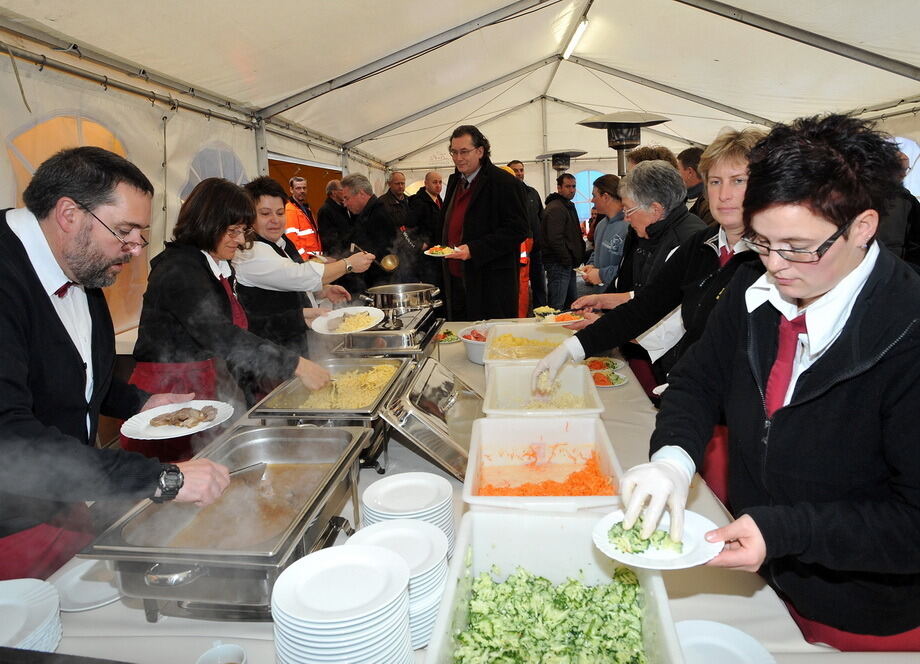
[229,461,267,480]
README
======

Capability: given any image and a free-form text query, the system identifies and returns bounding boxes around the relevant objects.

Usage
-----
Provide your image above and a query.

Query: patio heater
[577,111,670,176]
[535,149,587,175]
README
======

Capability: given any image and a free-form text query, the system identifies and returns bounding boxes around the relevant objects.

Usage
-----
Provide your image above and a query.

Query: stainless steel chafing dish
[380,356,483,480]
[79,424,371,622]
[250,357,413,473]
[335,307,443,356]
[360,282,441,313]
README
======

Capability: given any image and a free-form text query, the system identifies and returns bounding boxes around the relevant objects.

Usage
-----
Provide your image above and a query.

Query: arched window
[573,169,604,221]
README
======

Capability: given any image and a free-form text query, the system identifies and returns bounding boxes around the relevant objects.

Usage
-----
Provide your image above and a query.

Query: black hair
[507,160,524,168]
[556,173,576,186]
[244,176,287,203]
[593,174,621,200]
[23,146,153,220]
[744,114,903,231]
[450,124,491,161]
[677,147,704,174]
[173,178,254,251]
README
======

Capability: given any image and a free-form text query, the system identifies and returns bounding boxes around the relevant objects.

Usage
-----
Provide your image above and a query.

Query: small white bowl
[196,642,246,664]
[459,324,490,365]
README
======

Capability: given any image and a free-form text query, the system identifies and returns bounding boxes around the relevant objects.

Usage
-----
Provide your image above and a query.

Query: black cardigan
[653,247,920,635]
[134,242,300,385]
[576,225,759,376]
[0,210,160,537]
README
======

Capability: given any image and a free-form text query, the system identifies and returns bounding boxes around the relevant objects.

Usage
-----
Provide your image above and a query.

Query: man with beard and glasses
[0,147,229,581]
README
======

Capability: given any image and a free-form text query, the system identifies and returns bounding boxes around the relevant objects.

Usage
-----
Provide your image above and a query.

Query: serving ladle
[351,242,399,272]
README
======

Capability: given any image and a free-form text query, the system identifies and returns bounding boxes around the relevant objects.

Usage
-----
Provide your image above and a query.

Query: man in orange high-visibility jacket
[284,176,322,257]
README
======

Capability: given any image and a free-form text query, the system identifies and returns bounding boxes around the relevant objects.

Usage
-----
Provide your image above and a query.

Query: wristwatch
[152,463,184,503]
[344,258,353,273]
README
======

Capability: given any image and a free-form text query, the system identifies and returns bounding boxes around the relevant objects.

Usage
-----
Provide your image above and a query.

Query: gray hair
[618,160,687,214]
[341,173,373,196]
[325,179,342,196]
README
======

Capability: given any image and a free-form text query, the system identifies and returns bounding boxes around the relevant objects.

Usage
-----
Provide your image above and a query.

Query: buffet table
[47,325,915,663]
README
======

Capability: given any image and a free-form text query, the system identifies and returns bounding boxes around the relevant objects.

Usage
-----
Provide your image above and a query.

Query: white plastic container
[425,511,684,664]
[483,362,604,417]
[463,416,623,512]
[481,322,572,370]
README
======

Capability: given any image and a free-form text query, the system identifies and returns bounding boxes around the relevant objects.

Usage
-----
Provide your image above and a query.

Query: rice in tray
[519,392,586,409]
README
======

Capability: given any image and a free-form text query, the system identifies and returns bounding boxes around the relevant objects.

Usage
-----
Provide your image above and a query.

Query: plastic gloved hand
[530,343,573,393]
[620,458,691,543]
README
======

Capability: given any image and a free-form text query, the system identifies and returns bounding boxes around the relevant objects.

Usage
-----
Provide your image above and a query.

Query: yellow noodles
[487,333,560,360]
[278,365,397,410]
[337,311,374,332]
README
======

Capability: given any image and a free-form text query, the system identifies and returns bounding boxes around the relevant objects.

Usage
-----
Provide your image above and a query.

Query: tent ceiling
[2,0,919,169]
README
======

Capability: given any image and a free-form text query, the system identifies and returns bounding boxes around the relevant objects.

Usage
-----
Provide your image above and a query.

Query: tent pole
[254,120,269,176]
[541,96,551,194]
[257,0,554,118]
[674,0,920,82]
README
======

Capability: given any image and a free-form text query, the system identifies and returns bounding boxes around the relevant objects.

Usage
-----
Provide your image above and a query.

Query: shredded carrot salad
[478,451,615,496]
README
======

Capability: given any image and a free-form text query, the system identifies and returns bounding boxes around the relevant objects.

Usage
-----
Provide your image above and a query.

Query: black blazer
[441,162,529,319]
[0,209,160,537]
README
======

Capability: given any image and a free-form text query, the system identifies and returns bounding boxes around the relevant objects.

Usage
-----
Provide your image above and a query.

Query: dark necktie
[764,313,807,417]
[219,276,249,330]
[55,281,77,297]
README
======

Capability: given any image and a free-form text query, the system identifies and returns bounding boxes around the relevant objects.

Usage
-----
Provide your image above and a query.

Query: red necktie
[718,246,733,267]
[219,276,249,330]
[54,281,77,297]
[764,313,807,417]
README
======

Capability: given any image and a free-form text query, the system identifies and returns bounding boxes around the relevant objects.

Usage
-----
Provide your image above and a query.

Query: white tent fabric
[2,0,920,210]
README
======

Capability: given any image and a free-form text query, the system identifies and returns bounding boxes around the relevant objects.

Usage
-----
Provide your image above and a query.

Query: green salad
[608,518,683,555]
[453,566,647,664]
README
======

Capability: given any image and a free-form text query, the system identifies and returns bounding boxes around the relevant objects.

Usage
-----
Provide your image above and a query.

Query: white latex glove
[531,343,572,392]
[620,458,691,542]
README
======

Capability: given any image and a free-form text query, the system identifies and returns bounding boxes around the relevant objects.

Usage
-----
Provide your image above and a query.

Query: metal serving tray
[249,357,411,421]
[380,356,483,481]
[336,308,443,355]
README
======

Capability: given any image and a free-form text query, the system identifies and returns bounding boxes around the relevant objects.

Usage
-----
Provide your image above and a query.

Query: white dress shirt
[7,207,94,434]
[232,240,324,293]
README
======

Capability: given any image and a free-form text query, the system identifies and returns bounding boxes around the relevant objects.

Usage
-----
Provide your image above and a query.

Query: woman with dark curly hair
[617,115,920,650]
[123,178,329,461]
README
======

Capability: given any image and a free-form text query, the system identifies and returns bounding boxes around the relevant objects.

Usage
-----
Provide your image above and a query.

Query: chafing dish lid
[379,357,482,480]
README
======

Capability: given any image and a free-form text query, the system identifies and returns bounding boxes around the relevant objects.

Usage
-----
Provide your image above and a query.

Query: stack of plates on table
[347,519,450,649]
[271,545,412,664]
[0,579,62,652]
[362,472,455,555]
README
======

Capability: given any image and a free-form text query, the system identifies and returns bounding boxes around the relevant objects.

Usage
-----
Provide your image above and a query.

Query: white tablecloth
[50,324,915,663]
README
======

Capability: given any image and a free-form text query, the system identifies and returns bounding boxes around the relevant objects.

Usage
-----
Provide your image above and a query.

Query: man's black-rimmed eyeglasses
[74,200,149,249]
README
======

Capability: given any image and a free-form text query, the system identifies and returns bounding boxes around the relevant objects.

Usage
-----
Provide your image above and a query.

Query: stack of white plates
[347,519,449,649]
[0,579,62,652]
[362,472,455,554]
[271,545,412,664]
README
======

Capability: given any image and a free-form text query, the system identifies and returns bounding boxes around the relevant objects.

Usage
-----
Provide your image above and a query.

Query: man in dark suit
[0,147,229,580]
[442,125,528,320]
[316,179,353,258]
[342,173,397,288]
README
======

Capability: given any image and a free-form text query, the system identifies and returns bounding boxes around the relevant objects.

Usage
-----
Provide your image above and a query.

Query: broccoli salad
[452,566,647,663]
[607,517,683,555]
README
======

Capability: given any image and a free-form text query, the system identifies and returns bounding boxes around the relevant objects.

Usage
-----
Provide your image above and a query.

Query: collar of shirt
[201,250,233,280]
[6,207,82,298]
[745,240,880,359]
[463,167,482,187]
[716,226,749,255]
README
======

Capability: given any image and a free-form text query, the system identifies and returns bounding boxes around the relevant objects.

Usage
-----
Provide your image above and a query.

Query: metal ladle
[351,243,399,272]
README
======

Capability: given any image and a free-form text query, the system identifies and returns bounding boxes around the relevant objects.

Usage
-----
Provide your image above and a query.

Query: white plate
[591,370,629,388]
[676,620,776,664]
[585,356,626,371]
[312,306,385,335]
[272,545,408,623]
[538,314,586,325]
[592,509,724,570]
[423,246,457,257]
[0,579,59,647]
[274,595,408,636]
[347,520,448,577]
[51,559,120,612]
[362,473,453,515]
[119,400,233,440]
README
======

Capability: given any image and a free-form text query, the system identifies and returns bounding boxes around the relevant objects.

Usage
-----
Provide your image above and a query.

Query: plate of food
[312,306,385,334]
[436,328,460,344]
[424,245,457,257]
[592,370,628,388]
[585,356,626,372]
[592,509,724,570]
[533,306,585,325]
[120,400,233,440]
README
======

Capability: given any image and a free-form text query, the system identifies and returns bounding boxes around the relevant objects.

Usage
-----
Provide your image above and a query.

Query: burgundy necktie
[54,281,77,297]
[718,246,733,267]
[764,313,807,417]
[219,276,249,330]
